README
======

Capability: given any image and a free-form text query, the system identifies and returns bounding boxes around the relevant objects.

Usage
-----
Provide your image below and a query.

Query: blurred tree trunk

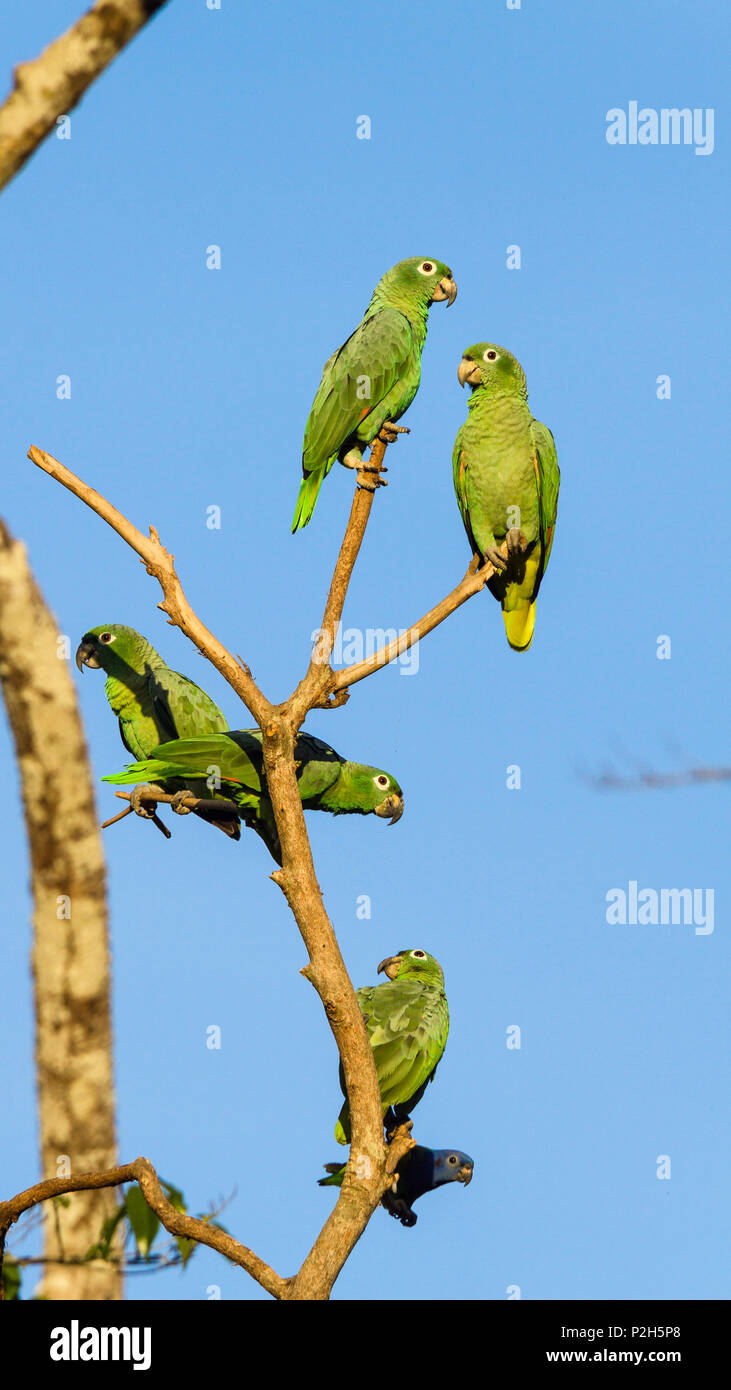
[0,520,121,1299]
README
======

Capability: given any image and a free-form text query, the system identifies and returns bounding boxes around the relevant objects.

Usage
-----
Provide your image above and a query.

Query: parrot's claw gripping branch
[102,788,241,840]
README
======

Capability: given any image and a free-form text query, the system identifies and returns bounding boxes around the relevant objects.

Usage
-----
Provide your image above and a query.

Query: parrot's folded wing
[531,418,560,569]
[303,308,414,472]
[149,668,228,741]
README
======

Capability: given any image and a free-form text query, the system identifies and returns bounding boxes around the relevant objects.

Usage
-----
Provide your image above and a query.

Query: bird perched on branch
[76,623,239,837]
[453,344,560,651]
[319,1145,474,1228]
[332,948,449,1145]
[104,729,403,863]
[292,256,457,531]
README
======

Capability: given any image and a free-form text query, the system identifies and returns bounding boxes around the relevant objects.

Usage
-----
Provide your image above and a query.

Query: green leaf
[175,1236,195,1267]
[84,1203,127,1261]
[124,1184,160,1259]
[2,1258,21,1300]
[160,1178,186,1214]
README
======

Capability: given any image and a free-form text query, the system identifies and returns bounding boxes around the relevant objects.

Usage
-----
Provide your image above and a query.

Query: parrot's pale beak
[431,275,457,306]
[457,1164,474,1186]
[75,638,100,671]
[374,792,404,824]
[458,358,481,388]
[377,955,403,980]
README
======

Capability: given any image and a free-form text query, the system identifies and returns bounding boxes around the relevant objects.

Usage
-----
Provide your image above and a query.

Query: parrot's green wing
[103,732,263,813]
[304,309,414,467]
[361,980,447,1107]
[451,422,476,551]
[530,418,560,572]
[335,978,448,1144]
[293,309,414,530]
[148,668,228,743]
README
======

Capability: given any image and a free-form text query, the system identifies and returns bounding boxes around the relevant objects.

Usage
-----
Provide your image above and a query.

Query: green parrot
[292,256,457,531]
[76,623,240,837]
[334,948,449,1145]
[103,729,404,863]
[453,343,560,651]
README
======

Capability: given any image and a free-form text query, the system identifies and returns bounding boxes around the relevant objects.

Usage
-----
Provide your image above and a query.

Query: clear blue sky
[1,0,728,1300]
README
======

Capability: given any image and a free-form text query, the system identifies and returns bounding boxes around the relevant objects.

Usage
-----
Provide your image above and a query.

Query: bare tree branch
[591,766,731,791]
[328,550,504,695]
[28,447,272,726]
[0,1,169,194]
[0,519,120,1300]
[0,1158,286,1301]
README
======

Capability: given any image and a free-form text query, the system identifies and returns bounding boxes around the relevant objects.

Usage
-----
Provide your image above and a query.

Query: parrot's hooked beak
[458,357,482,388]
[431,275,457,306]
[377,954,403,980]
[374,792,404,825]
[75,637,100,671]
[457,1163,474,1186]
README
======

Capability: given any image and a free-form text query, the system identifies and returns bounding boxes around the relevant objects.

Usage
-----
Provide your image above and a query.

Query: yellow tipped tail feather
[503,601,536,652]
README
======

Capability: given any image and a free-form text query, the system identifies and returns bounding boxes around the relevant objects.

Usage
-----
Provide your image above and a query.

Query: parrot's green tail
[292,470,323,532]
[103,758,182,785]
[503,602,536,652]
[317,1164,346,1188]
[334,1107,350,1146]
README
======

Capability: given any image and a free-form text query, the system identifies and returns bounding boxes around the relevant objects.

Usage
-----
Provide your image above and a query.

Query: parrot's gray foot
[485,545,508,572]
[378,422,410,444]
[506,527,529,556]
[170,790,195,816]
[357,465,389,493]
[130,784,166,818]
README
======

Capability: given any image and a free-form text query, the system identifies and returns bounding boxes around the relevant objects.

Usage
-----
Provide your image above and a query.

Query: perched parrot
[103,729,404,863]
[333,949,449,1145]
[453,343,560,651]
[292,256,457,531]
[76,623,239,837]
[319,1145,474,1228]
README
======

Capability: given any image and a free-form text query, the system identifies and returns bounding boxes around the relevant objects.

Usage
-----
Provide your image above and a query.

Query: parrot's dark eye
[411,949,426,959]
[447,1154,458,1165]
[417,261,435,275]
[483,349,498,362]
[375,774,390,789]
[100,632,113,643]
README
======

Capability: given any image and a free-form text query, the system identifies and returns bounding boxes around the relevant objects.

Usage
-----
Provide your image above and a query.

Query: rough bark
[0,1,169,193]
[0,520,120,1300]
